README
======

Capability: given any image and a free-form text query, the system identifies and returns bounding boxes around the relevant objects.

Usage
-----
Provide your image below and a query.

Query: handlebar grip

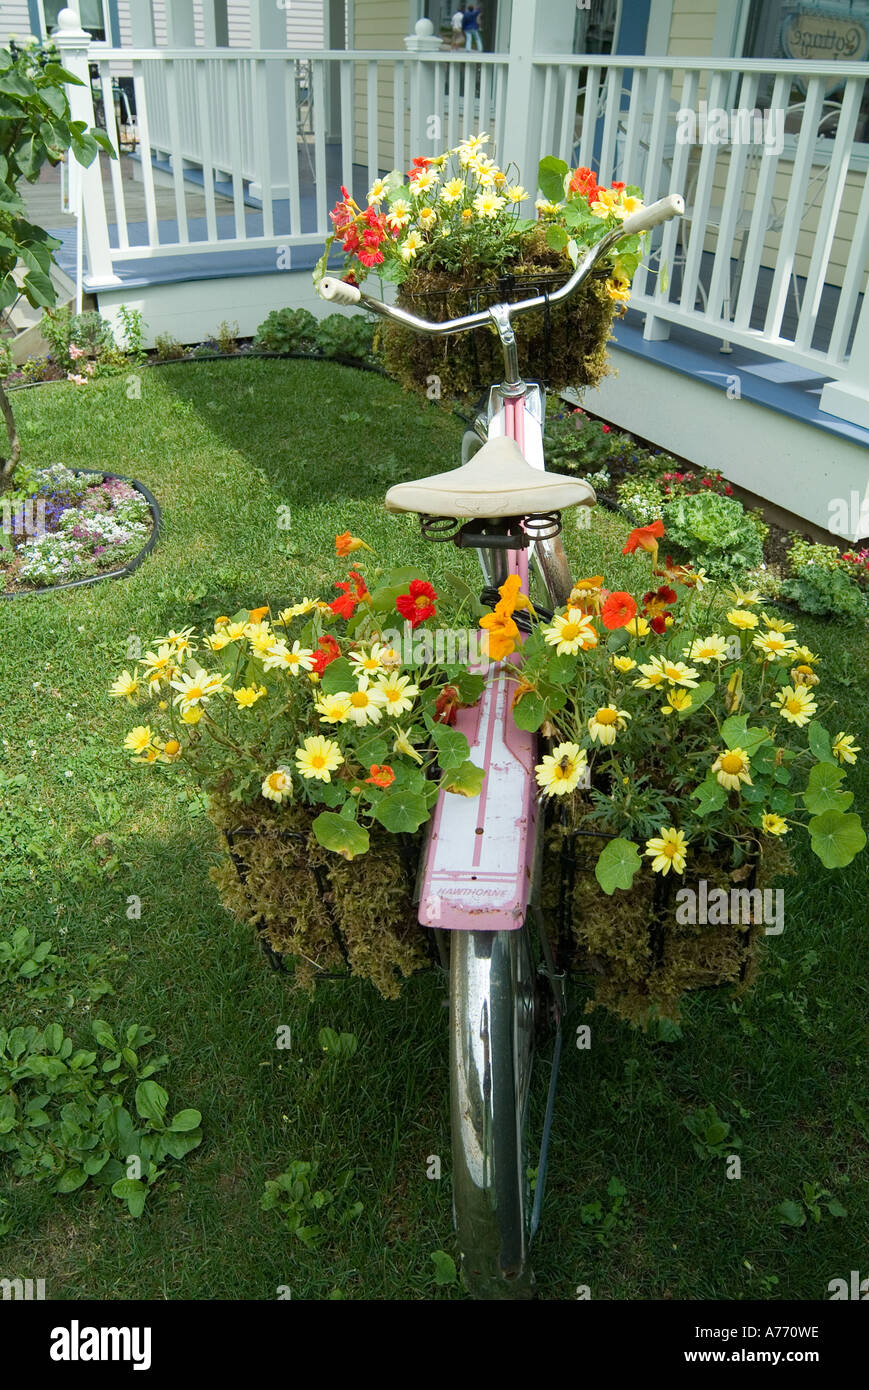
[318,276,362,306]
[620,193,685,238]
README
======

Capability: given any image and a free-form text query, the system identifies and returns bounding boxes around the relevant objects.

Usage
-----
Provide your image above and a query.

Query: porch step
[1,263,78,365]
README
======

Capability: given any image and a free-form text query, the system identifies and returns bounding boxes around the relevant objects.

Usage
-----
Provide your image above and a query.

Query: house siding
[1,2,37,45]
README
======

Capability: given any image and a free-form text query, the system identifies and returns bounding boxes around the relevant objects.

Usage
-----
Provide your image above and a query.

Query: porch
[26,13,869,538]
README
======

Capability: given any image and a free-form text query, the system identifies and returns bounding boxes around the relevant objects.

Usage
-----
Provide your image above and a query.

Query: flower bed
[1,464,156,594]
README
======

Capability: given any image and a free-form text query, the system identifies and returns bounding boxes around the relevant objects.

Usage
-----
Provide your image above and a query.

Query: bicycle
[317,191,684,1298]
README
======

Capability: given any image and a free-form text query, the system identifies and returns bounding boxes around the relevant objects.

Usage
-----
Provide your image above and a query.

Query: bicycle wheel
[449,924,537,1298]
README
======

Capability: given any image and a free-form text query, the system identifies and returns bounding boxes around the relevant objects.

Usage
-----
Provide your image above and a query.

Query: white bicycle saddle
[384,436,596,520]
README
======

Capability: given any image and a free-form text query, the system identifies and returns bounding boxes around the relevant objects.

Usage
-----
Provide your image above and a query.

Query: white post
[201,0,229,48]
[250,0,289,201]
[164,0,196,48]
[819,302,869,430]
[404,19,441,158]
[502,0,574,204]
[53,8,120,288]
[126,0,155,47]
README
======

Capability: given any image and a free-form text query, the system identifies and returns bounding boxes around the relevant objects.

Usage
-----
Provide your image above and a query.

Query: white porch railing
[58,24,869,428]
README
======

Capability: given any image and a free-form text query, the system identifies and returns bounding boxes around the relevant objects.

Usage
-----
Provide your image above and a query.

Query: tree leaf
[594,838,642,895]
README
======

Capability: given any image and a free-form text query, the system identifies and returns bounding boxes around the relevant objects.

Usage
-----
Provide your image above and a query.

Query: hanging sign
[780,6,869,62]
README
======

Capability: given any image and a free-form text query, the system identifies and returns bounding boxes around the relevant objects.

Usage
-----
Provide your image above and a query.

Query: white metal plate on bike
[417,661,538,931]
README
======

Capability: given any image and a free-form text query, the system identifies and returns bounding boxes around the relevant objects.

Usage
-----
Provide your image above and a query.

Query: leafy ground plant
[0,1019,202,1216]
[261,1160,363,1249]
[683,1104,742,1160]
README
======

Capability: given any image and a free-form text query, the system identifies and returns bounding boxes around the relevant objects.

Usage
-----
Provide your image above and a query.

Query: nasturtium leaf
[741,783,768,803]
[751,741,777,776]
[383,565,428,588]
[538,154,569,203]
[444,760,485,798]
[808,810,866,868]
[545,223,570,252]
[512,692,547,732]
[803,761,852,815]
[312,812,370,859]
[594,838,642,895]
[691,778,727,817]
[808,720,836,765]
[720,715,770,753]
[374,790,429,834]
[547,652,577,683]
[320,657,355,694]
[426,720,470,770]
[677,680,715,716]
[366,584,405,614]
[135,1080,168,1126]
[769,787,796,814]
[452,671,486,704]
[431,1250,458,1286]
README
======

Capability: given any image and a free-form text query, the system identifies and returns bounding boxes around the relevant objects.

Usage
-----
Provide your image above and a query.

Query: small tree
[0,37,113,492]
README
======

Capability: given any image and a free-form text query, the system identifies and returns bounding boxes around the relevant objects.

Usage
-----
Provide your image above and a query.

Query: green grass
[1,359,867,1301]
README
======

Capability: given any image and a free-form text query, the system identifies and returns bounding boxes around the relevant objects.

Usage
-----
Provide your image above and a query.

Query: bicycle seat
[384,436,596,520]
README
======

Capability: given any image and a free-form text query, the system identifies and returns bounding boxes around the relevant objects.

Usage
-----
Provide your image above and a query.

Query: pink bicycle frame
[416,393,541,931]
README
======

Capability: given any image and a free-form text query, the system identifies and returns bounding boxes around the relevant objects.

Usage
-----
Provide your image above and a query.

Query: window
[41,1,110,43]
[574,0,619,54]
[742,0,869,144]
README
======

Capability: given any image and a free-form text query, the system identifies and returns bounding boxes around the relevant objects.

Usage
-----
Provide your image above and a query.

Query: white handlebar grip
[620,193,685,238]
[318,276,362,305]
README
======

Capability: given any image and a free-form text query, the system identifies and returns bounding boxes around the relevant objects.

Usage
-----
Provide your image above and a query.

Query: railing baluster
[164,59,189,244]
[576,65,600,170]
[597,66,622,184]
[367,59,379,189]
[646,68,698,332]
[617,68,645,186]
[540,65,556,161]
[732,72,790,331]
[131,60,159,247]
[313,59,328,232]
[251,57,273,238]
[461,61,474,140]
[679,70,729,314]
[341,59,353,193]
[827,142,869,365]
[393,60,405,173]
[764,76,825,338]
[447,57,460,149]
[558,64,579,164]
[631,67,673,299]
[705,71,759,322]
[479,63,490,142]
[227,61,247,241]
[195,59,218,244]
[98,59,128,250]
[285,59,302,237]
[794,77,863,353]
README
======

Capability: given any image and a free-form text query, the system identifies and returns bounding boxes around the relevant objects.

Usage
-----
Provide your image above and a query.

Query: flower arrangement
[314,135,648,399]
[109,538,487,995]
[478,522,865,1022]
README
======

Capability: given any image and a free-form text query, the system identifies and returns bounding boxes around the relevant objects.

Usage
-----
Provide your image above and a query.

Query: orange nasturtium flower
[248,606,270,622]
[335,531,372,556]
[478,573,531,662]
[622,519,666,568]
[365,764,395,789]
[568,575,605,615]
[600,590,638,631]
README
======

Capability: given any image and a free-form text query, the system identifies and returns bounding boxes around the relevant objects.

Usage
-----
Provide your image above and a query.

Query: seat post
[488,304,526,401]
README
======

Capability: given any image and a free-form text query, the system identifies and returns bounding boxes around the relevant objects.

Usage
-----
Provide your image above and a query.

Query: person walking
[463,5,483,51]
[451,6,465,50]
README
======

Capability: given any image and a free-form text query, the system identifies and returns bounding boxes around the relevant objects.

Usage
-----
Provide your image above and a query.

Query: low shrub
[660,491,765,578]
[782,564,869,619]
[254,307,318,354]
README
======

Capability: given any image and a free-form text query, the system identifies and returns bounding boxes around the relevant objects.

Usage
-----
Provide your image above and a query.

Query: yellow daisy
[295,736,344,783]
[659,660,700,688]
[772,684,817,727]
[262,768,293,803]
[535,742,587,797]
[644,826,689,876]
[611,655,637,673]
[344,677,388,727]
[315,692,352,724]
[588,706,631,746]
[541,608,598,655]
[633,657,667,690]
[761,812,789,836]
[123,725,154,754]
[233,685,267,708]
[109,670,139,700]
[711,747,752,791]
[262,641,315,675]
[375,673,419,717]
[832,732,860,765]
[683,635,727,665]
[727,608,760,631]
[661,687,693,715]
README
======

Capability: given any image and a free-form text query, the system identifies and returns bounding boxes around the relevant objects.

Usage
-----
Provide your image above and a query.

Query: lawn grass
[1,359,867,1301]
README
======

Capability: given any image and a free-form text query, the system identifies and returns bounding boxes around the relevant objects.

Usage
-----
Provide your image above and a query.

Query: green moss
[207,794,428,998]
[380,232,616,402]
[544,821,794,1027]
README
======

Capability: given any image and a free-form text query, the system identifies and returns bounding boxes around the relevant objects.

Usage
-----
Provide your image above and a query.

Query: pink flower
[67,372,87,385]
[68,344,86,360]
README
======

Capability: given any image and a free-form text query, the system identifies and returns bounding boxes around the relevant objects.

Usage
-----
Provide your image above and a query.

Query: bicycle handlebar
[318,194,684,336]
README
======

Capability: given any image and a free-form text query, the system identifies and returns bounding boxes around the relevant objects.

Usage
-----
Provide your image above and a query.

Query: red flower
[365,764,395,789]
[310,634,341,675]
[611,180,626,191]
[396,579,437,629]
[622,519,665,557]
[602,424,611,434]
[407,155,431,181]
[600,591,637,631]
[329,568,369,619]
[358,248,384,267]
[725,484,733,495]
[642,584,677,633]
[434,684,459,726]
[568,165,601,202]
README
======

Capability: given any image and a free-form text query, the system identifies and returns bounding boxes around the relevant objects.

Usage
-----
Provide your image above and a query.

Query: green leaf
[691,778,727,817]
[427,719,469,770]
[676,679,715,717]
[769,787,796,814]
[807,720,836,765]
[55,1167,88,1193]
[111,1177,147,1217]
[720,716,770,753]
[547,652,576,683]
[777,1199,806,1227]
[443,760,485,797]
[135,1080,168,1126]
[320,657,355,695]
[803,761,852,815]
[169,1109,202,1132]
[594,838,642,895]
[430,1250,458,1286]
[312,812,370,859]
[452,671,485,704]
[512,692,547,732]
[373,790,429,834]
[538,156,568,203]
[545,224,570,252]
[808,811,866,868]
[158,1130,202,1160]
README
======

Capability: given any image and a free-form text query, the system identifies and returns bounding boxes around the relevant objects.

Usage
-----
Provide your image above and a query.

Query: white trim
[645,0,674,57]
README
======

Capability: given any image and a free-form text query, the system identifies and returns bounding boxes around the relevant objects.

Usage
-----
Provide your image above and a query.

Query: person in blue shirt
[462,6,483,51]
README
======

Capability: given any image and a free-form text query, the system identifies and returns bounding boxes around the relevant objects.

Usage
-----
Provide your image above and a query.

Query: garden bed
[1,464,160,596]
